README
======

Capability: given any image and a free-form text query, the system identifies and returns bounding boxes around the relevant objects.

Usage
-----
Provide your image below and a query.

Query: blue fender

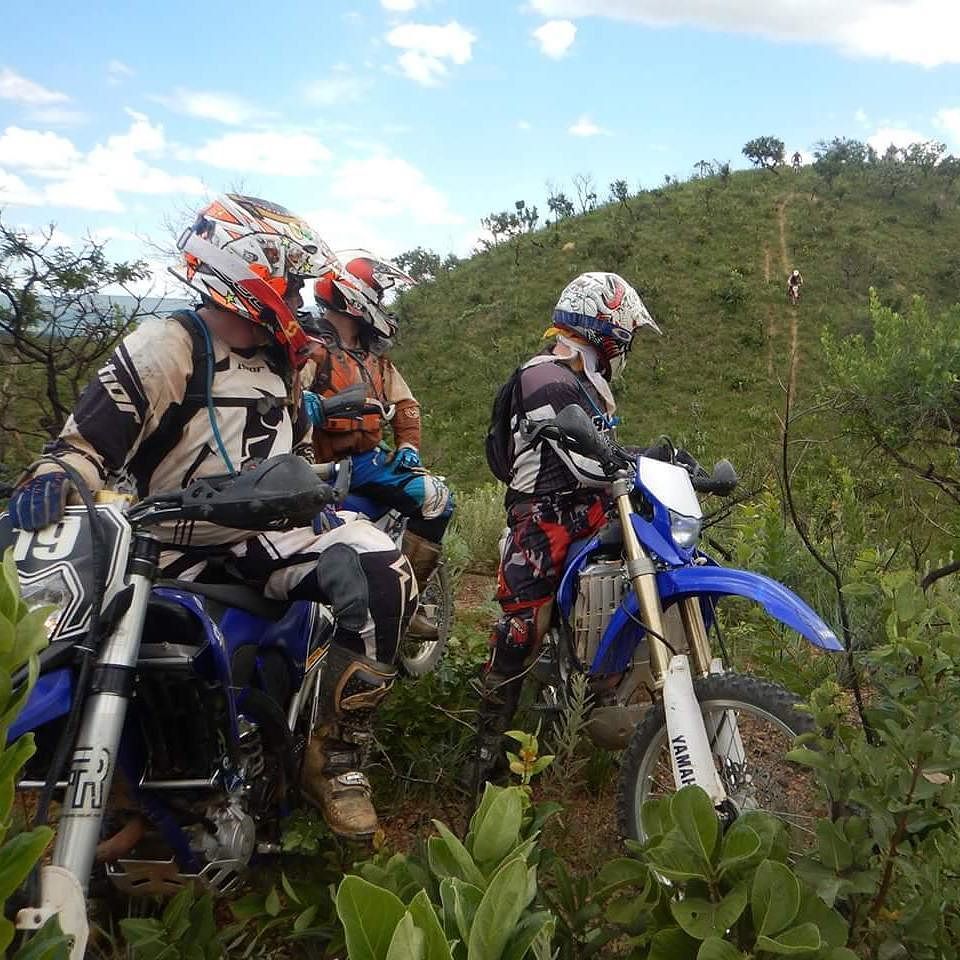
[590,564,840,674]
[8,668,73,742]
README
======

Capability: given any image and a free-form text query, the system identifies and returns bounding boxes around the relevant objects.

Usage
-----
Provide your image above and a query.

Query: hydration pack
[484,367,523,483]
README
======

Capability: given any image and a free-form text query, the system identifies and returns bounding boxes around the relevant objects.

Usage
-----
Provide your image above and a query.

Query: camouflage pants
[489,493,609,677]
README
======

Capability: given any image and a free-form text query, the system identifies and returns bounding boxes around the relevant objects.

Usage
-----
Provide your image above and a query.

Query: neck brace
[527,336,616,413]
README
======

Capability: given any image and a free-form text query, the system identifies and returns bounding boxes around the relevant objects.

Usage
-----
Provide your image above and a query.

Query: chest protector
[307,337,387,439]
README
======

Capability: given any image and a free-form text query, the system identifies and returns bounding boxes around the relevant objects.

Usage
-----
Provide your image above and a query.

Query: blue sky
[1,0,958,293]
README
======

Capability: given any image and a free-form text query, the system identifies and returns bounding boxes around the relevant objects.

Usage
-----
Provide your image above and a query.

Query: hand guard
[313,507,345,535]
[8,472,71,531]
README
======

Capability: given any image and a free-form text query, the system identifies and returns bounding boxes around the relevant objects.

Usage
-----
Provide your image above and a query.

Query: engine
[572,559,628,667]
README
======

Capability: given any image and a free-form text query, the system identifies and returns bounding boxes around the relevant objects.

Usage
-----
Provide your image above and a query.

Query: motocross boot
[402,530,442,641]
[457,669,524,797]
[301,644,397,840]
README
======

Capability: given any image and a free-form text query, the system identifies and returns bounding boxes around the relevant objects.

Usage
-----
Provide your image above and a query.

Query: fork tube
[52,534,159,891]
[612,477,670,689]
[679,597,713,678]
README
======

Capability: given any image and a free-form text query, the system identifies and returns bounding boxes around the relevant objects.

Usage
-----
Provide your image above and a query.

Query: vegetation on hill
[394,148,960,491]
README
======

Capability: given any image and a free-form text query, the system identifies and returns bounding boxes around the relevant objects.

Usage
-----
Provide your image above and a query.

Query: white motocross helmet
[551,272,660,378]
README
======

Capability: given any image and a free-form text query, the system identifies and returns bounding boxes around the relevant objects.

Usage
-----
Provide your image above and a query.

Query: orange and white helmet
[171,194,340,369]
[314,250,415,341]
[551,272,660,378]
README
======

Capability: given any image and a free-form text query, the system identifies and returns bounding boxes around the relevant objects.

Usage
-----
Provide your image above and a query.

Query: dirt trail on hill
[774,196,799,406]
[763,246,774,375]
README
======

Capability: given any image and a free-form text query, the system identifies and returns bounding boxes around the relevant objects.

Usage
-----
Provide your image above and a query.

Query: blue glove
[303,391,325,426]
[8,472,71,531]
[393,447,421,471]
[313,507,344,535]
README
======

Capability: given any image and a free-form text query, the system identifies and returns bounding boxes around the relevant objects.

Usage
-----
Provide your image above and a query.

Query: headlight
[669,510,702,549]
[19,575,70,639]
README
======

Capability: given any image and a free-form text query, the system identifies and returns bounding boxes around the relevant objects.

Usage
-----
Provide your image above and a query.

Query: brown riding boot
[402,530,442,640]
[301,645,397,841]
[301,734,379,840]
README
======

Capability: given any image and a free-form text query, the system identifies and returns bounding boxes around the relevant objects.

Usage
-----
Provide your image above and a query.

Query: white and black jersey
[507,358,615,506]
[43,313,313,547]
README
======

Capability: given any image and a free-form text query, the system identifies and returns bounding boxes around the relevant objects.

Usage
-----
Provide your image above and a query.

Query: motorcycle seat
[155,579,289,622]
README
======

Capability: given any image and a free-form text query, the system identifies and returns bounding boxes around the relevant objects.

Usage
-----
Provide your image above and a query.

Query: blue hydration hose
[189,313,236,475]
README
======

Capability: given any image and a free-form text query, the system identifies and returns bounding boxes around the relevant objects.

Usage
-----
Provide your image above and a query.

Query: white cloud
[934,108,960,148]
[0,127,81,176]
[305,66,372,106]
[533,19,577,58]
[517,119,532,130]
[529,0,960,67]
[331,153,463,226]
[0,168,41,205]
[854,107,870,128]
[867,125,927,153]
[153,88,265,126]
[193,131,331,175]
[568,114,609,136]
[107,60,135,85]
[27,107,88,126]
[0,67,68,105]
[0,111,204,213]
[302,206,394,257]
[386,21,476,85]
[381,0,418,9]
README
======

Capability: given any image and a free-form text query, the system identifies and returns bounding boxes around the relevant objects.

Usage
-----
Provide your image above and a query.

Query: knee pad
[315,543,369,634]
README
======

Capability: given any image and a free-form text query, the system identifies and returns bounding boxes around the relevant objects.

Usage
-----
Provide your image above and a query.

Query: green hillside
[392,165,960,489]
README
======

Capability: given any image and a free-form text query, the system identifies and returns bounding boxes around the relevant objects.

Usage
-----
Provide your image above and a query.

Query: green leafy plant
[504,728,554,786]
[790,569,960,958]
[0,551,71,959]
[339,784,558,959]
[120,887,224,960]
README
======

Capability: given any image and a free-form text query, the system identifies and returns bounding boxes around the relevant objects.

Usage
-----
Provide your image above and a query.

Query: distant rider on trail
[460,272,661,790]
[301,252,454,641]
[787,268,803,304]
[6,196,415,842]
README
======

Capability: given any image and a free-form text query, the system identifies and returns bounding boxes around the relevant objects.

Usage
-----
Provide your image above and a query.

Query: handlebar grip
[332,459,352,502]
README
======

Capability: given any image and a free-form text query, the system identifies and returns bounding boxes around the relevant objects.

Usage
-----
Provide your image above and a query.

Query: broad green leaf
[444,878,484,945]
[815,821,853,872]
[0,617,14,657]
[281,872,301,905]
[594,857,650,897]
[672,787,719,862]
[11,914,73,960]
[467,857,528,960]
[647,927,700,960]
[466,783,506,849]
[502,911,556,960]
[697,938,746,960]
[751,861,801,937]
[12,607,54,670]
[385,913,425,960]
[0,827,53,902]
[795,891,848,948]
[336,875,406,960]
[471,787,523,866]
[0,916,16,956]
[670,883,748,940]
[755,922,822,955]
[264,886,281,918]
[824,950,860,960]
[0,734,36,791]
[645,832,712,882]
[294,906,318,933]
[641,796,673,839]
[408,890,453,960]
[717,823,761,876]
[429,823,486,888]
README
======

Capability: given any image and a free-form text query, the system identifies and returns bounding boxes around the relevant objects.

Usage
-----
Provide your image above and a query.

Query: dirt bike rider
[300,251,454,641]
[787,268,803,300]
[461,272,661,790]
[5,195,414,842]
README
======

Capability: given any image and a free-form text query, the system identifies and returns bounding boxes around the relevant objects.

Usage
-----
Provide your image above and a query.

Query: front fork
[17,534,159,955]
[612,478,727,803]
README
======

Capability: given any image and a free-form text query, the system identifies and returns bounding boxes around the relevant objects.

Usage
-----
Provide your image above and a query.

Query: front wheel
[400,561,453,677]
[617,673,816,847]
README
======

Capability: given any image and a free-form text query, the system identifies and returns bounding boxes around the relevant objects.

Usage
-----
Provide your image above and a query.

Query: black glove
[8,472,71,531]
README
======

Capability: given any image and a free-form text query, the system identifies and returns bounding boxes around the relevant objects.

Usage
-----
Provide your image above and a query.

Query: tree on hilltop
[742,136,785,172]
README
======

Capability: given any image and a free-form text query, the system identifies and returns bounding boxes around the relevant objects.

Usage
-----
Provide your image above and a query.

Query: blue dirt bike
[2,398,382,957]
[519,406,841,843]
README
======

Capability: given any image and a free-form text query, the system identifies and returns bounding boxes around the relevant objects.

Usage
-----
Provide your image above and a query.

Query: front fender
[655,566,841,651]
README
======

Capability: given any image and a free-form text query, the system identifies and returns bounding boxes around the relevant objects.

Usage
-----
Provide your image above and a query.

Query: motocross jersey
[40,312,313,547]
[302,320,421,462]
[507,355,615,506]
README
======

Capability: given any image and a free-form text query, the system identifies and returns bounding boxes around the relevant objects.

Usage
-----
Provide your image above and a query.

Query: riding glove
[303,390,325,427]
[8,472,71,531]
[392,447,421,471]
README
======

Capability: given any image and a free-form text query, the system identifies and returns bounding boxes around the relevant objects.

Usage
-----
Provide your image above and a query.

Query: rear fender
[8,669,73,742]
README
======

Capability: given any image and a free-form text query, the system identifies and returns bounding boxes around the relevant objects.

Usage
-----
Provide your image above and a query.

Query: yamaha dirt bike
[2,397,378,957]
[520,406,841,842]
[788,283,801,306]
